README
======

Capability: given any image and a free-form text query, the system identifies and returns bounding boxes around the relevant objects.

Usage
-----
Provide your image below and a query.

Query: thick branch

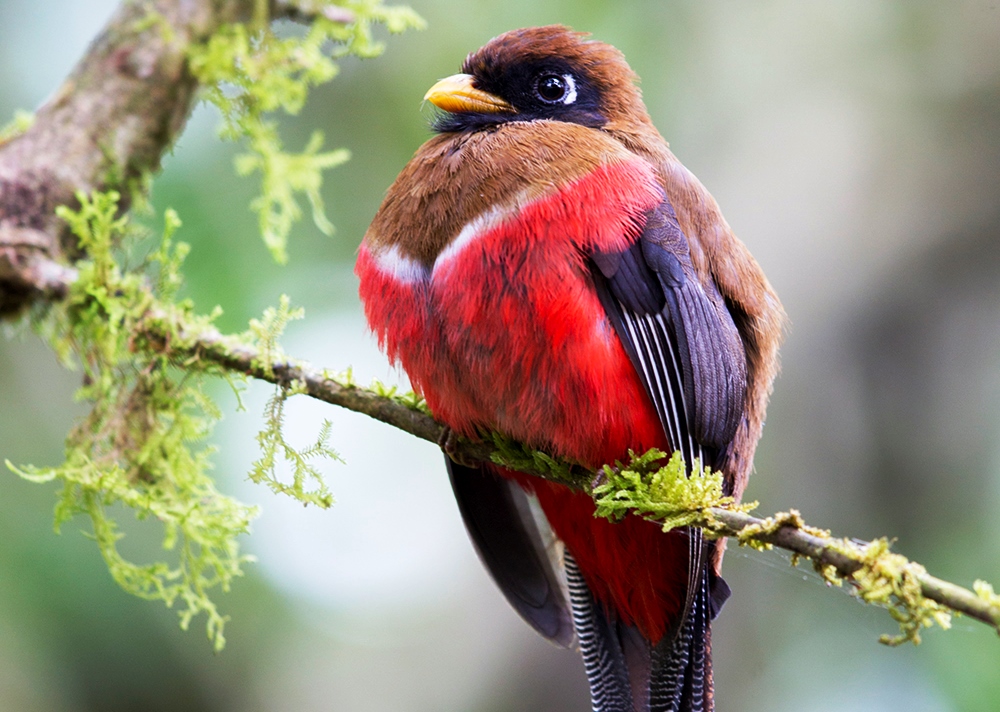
[0,0,345,318]
[132,299,1000,639]
[1,0,220,314]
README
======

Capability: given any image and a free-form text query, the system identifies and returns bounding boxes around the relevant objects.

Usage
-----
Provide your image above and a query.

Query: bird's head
[363,26,669,264]
[425,26,657,141]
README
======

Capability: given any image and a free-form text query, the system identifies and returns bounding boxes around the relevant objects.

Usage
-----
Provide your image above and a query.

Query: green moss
[842,537,952,646]
[5,4,425,649]
[9,191,256,651]
[186,1,425,263]
[723,505,956,646]
[369,377,430,414]
[592,449,755,533]
[240,295,338,508]
[486,432,583,487]
[732,509,829,553]
[249,377,339,509]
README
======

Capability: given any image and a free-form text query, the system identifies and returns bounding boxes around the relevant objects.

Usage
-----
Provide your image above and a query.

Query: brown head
[365,26,672,264]
[426,26,662,150]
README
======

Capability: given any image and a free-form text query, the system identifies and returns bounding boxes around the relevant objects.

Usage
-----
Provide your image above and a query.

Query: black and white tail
[447,459,729,712]
[565,549,723,712]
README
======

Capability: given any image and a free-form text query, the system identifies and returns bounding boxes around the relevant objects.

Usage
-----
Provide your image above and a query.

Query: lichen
[843,537,952,646]
[186,0,425,263]
[6,4,425,649]
[9,191,256,651]
[250,378,339,508]
[731,509,829,552]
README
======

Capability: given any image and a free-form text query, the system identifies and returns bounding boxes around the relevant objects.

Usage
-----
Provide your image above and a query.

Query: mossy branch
[0,0,424,315]
[0,0,425,649]
[118,287,1000,644]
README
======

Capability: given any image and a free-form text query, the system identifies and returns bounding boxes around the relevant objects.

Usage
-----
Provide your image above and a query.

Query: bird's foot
[590,466,614,491]
[438,425,479,468]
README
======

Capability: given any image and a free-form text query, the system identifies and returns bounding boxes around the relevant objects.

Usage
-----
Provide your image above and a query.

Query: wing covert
[591,195,748,472]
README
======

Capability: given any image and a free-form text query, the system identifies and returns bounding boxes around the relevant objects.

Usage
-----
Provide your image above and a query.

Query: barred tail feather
[566,552,718,712]
[650,566,714,712]
[565,554,633,711]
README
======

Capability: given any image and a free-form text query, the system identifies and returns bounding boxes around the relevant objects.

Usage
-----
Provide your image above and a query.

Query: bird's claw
[591,466,613,491]
[438,425,479,468]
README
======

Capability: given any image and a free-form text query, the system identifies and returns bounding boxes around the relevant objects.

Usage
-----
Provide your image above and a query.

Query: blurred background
[2,0,1000,710]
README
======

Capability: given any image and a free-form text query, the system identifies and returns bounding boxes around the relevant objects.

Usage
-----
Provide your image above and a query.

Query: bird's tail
[565,548,726,712]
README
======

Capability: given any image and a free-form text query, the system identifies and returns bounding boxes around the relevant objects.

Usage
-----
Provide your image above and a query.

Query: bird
[356,25,784,712]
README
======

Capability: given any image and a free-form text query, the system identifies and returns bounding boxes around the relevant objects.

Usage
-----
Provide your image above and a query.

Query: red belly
[357,159,686,642]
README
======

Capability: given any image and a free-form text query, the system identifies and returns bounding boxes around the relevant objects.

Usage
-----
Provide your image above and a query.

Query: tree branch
[708,509,1000,641]
[10,239,1000,643]
[136,288,1000,642]
[0,0,233,315]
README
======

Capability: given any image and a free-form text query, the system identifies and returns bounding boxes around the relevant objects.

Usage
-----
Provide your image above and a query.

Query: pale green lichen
[245,294,304,379]
[729,504,954,646]
[6,3,424,650]
[844,537,952,646]
[187,1,425,263]
[732,509,829,553]
[10,191,257,651]
[241,296,339,508]
[12,188,348,648]
[250,378,338,508]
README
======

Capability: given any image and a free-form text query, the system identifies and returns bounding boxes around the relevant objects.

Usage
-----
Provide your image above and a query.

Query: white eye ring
[561,74,577,105]
[536,73,578,105]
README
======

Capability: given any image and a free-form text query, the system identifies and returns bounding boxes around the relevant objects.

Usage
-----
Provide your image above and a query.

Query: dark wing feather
[591,195,747,470]
[447,459,575,647]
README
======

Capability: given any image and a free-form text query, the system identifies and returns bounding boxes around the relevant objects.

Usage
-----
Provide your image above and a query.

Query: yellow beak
[423,74,515,114]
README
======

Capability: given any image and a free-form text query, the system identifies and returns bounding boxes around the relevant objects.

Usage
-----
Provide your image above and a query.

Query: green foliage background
[2,1,1000,711]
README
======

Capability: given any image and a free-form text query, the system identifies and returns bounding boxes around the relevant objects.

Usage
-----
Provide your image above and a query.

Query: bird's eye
[535,74,577,105]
